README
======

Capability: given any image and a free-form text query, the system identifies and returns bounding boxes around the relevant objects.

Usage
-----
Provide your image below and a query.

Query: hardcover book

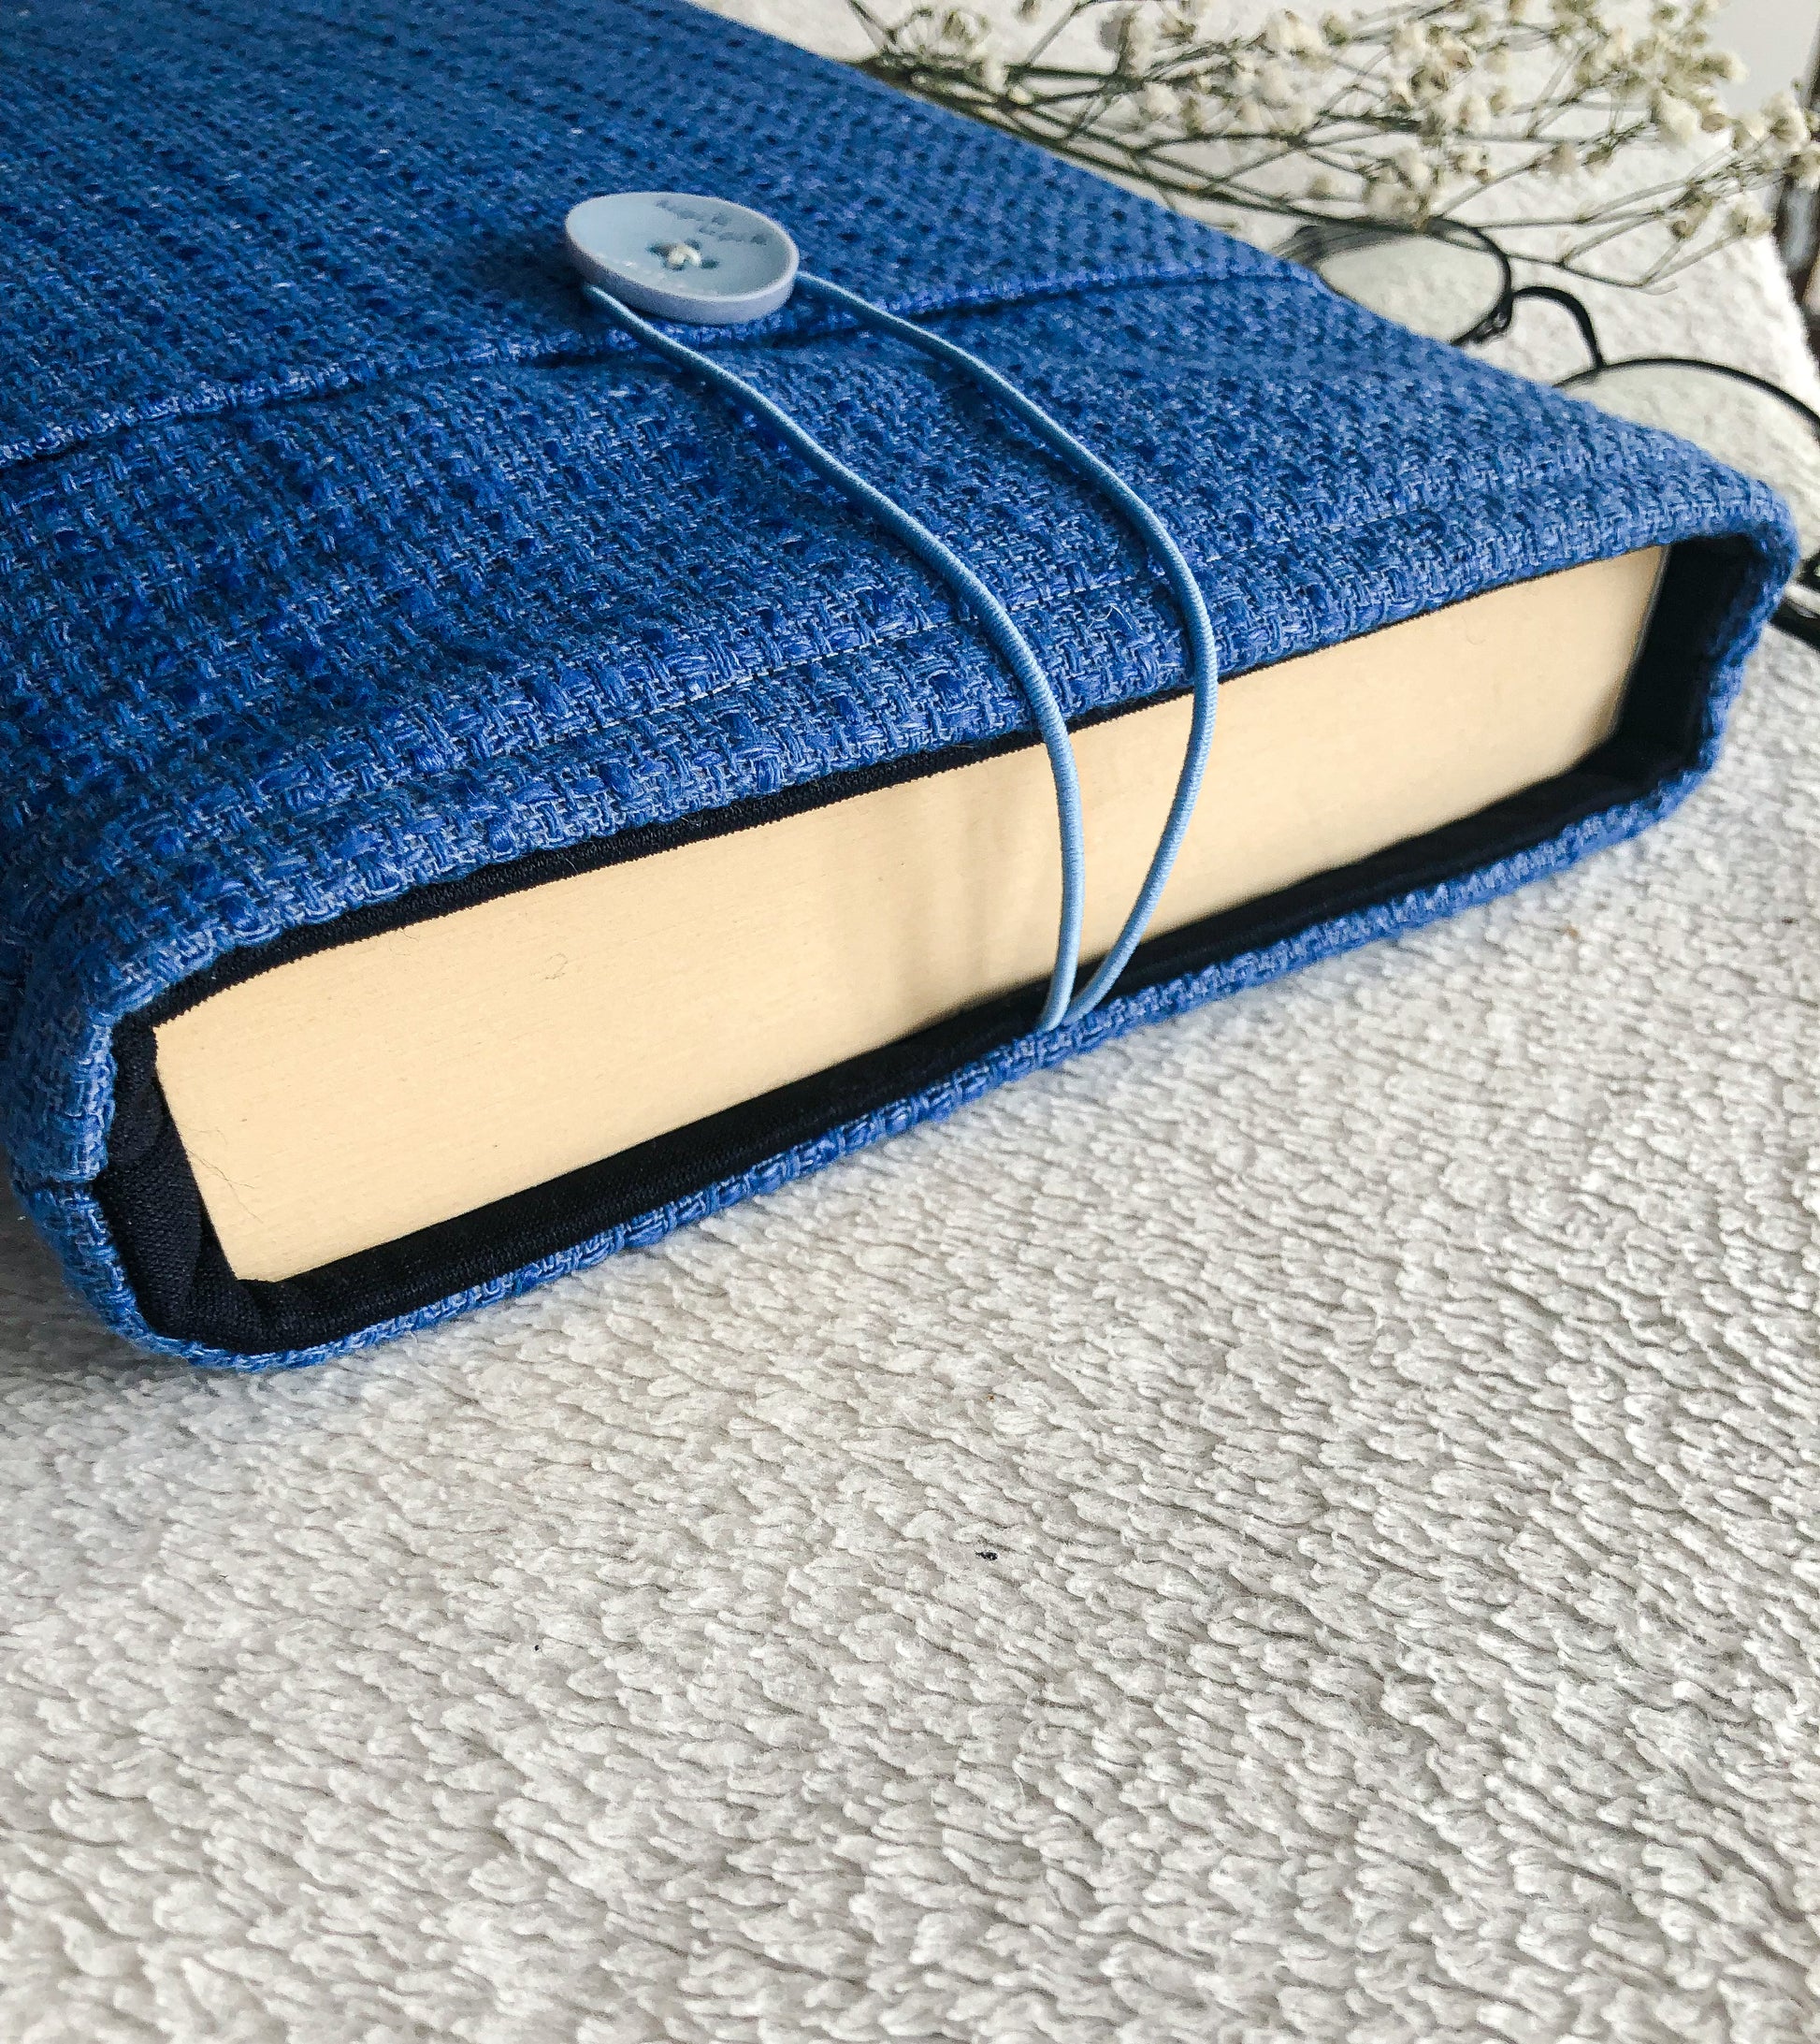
[1,0,1793,1365]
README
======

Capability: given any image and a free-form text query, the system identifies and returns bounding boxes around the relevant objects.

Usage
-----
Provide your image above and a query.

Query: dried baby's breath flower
[1257,58,1296,107]
[1097,3,1157,73]
[1266,11,1323,56]
[848,0,1804,287]
[1767,90,1811,148]
[1652,92,1700,144]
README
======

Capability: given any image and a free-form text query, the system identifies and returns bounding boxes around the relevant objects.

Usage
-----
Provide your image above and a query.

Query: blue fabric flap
[1,0,1283,471]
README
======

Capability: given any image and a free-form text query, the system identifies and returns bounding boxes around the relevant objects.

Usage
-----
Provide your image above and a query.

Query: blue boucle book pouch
[1,0,1796,1369]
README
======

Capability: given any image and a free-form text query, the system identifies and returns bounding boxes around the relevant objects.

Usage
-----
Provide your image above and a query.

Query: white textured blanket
[5,10,1818,2039]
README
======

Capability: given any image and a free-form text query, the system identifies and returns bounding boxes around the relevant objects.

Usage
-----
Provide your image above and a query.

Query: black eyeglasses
[1283,219,1820,648]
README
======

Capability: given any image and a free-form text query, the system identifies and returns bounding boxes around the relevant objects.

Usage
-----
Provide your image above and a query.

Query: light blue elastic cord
[798,274,1219,1023]
[585,281,1085,1032]
[584,275,1218,1032]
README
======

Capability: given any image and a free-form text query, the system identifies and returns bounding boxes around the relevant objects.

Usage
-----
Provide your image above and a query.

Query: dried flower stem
[848,0,1813,286]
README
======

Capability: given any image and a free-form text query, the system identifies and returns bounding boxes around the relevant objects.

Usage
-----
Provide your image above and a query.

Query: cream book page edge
[154,546,1666,1281]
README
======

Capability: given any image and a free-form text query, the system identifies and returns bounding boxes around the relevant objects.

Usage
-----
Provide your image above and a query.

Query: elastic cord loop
[797,274,1218,1024]
[585,281,1085,1032]
[584,275,1218,1032]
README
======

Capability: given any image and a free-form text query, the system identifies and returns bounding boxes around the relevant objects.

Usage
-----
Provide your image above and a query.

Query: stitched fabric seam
[0,270,1321,480]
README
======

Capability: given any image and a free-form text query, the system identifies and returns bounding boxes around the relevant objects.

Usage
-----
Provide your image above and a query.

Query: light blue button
[565,192,799,325]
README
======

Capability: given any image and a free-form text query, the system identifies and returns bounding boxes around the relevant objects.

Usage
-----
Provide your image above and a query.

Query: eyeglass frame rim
[1282,215,1820,643]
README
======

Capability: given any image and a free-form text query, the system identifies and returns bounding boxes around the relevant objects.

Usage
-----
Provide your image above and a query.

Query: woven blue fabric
[0,0,1796,1367]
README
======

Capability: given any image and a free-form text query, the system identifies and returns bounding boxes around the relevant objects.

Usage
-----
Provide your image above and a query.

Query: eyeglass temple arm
[1507,284,1607,374]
